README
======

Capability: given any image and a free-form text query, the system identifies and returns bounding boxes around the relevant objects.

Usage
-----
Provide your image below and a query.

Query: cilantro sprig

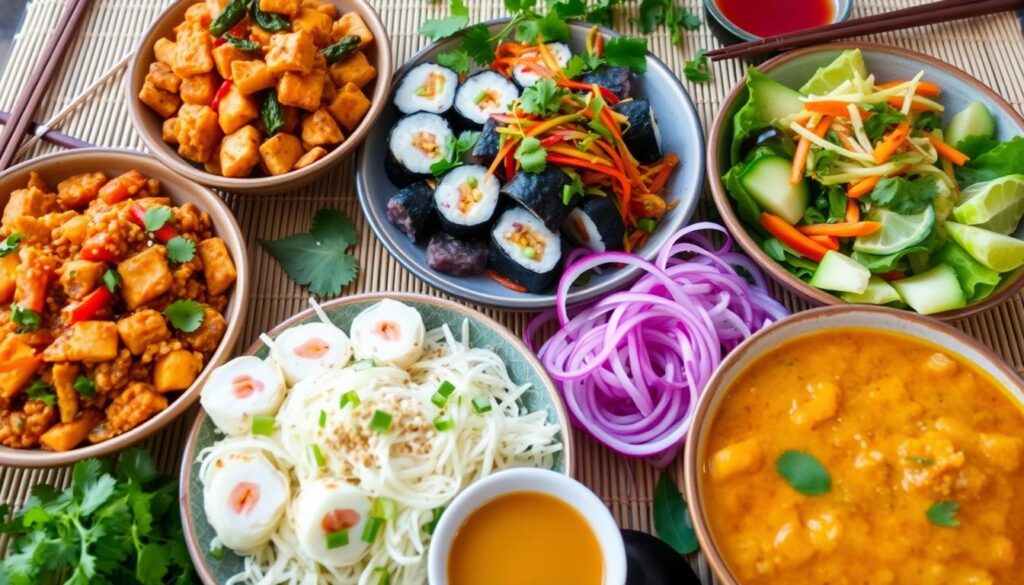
[926,501,960,528]
[11,304,41,333]
[163,299,205,333]
[24,379,55,406]
[639,0,701,45]
[259,209,359,297]
[430,130,481,176]
[0,232,23,257]
[166,236,196,264]
[864,176,938,215]
[684,49,712,82]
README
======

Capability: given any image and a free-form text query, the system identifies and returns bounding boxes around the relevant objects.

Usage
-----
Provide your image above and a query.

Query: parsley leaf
[684,49,713,82]
[163,299,205,332]
[562,54,587,79]
[926,501,960,527]
[0,232,23,257]
[259,209,359,296]
[419,15,470,41]
[450,0,469,17]
[102,269,121,293]
[11,304,41,333]
[651,471,698,555]
[224,33,259,51]
[142,206,172,232]
[520,78,568,117]
[603,36,647,73]
[955,134,999,159]
[515,137,548,173]
[864,176,938,215]
[436,49,470,74]
[585,0,622,25]
[166,236,196,264]
[640,0,701,44]
[74,375,96,398]
[775,450,831,496]
[462,23,496,66]
[25,380,55,406]
[430,130,481,176]
[862,102,907,141]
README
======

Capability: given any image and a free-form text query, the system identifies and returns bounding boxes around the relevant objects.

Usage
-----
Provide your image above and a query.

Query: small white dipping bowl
[427,468,627,585]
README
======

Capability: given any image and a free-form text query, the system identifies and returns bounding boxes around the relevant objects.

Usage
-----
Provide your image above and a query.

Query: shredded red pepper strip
[486,269,527,292]
[556,79,620,105]
[547,153,631,221]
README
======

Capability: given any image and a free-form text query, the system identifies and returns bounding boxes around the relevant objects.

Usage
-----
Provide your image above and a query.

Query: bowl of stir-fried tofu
[0,149,249,467]
[128,0,392,194]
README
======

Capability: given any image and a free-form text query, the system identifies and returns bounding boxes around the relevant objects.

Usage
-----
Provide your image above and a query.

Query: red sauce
[717,0,833,38]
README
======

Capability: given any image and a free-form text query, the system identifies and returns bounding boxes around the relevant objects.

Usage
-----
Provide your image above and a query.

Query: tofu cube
[259,133,304,175]
[51,362,80,423]
[249,25,273,47]
[146,61,181,93]
[172,28,214,77]
[218,84,259,134]
[180,72,220,105]
[302,0,337,19]
[60,259,105,300]
[278,71,323,111]
[162,117,180,144]
[710,438,763,482]
[117,246,173,309]
[154,350,203,393]
[328,50,376,89]
[219,125,262,178]
[265,31,317,74]
[294,146,327,169]
[184,2,213,25]
[154,38,177,65]
[327,82,371,132]
[281,105,301,133]
[43,321,120,363]
[332,12,374,48]
[56,172,107,209]
[2,187,57,229]
[212,43,251,79]
[231,60,276,94]
[182,306,227,352]
[39,410,101,452]
[117,309,172,355]
[197,237,238,295]
[138,81,181,118]
[204,142,224,176]
[0,336,41,398]
[175,104,222,163]
[56,214,90,247]
[259,0,301,15]
[301,108,344,148]
[293,7,333,44]
[980,433,1023,472]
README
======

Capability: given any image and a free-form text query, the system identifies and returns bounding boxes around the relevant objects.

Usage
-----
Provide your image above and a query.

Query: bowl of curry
[0,149,249,467]
[684,305,1024,585]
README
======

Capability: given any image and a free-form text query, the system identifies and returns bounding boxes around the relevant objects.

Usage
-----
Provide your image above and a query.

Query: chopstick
[707,0,1024,61]
[0,111,91,150]
[0,0,91,169]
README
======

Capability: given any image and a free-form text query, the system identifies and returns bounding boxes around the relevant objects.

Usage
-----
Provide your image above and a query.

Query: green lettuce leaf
[937,241,1001,302]
[956,136,1024,187]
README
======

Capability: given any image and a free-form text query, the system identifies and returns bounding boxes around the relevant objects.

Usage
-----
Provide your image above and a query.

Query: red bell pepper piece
[80,232,122,263]
[98,171,147,204]
[64,285,113,324]
[503,147,516,179]
[211,80,233,112]
[129,203,178,243]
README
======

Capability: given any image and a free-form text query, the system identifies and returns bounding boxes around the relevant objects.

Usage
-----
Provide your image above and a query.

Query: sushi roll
[470,118,502,167]
[204,451,289,551]
[272,321,352,385]
[613,99,663,164]
[387,181,438,244]
[393,62,458,115]
[579,66,635,101]
[563,195,626,252]
[434,164,501,238]
[500,166,578,230]
[513,43,572,87]
[489,206,563,293]
[427,232,489,276]
[291,480,373,566]
[453,71,519,128]
[386,113,454,187]
[349,299,426,369]
[200,356,287,436]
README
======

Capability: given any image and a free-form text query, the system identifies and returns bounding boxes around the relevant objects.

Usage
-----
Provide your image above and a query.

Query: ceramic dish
[355,19,705,310]
[127,0,393,195]
[683,305,1024,584]
[708,42,1024,320]
[179,292,573,584]
[703,0,853,43]
[0,148,249,468]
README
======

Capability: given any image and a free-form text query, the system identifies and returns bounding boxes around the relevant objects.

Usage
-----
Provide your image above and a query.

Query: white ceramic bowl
[427,468,627,585]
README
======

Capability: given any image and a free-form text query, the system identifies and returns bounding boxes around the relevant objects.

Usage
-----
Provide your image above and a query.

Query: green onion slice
[210,545,224,559]
[318,410,327,428]
[372,567,391,585]
[471,396,493,414]
[369,410,393,433]
[433,415,455,431]
[340,390,361,409]
[252,415,275,436]
[424,507,444,535]
[326,529,349,549]
[637,217,657,233]
[309,443,327,467]
[361,516,384,543]
[372,496,397,520]
[437,380,456,397]
[350,358,376,371]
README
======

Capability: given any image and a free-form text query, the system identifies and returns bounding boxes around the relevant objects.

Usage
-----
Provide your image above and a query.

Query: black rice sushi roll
[433,165,501,238]
[512,42,572,87]
[427,232,489,276]
[393,63,459,115]
[386,113,454,187]
[489,206,563,293]
[563,195,625,252]
[470,118,502,167]
[579,67,634,101]
[386,182,437,244]
[500,167,578,230]
[612,99,663,164]
[453,71,519,128]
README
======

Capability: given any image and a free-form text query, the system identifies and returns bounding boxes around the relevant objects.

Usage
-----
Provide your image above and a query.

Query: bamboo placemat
[1,1,1023,582]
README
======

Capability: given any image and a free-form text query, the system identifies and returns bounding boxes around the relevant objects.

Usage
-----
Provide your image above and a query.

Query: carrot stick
[760,213,829,262]
[848,175,881,199]
[488,137,518,177]
[805,101,870,119]
[877,80,941,97]
[809,235,840,251]
[885,96,940,112]
[872,120,911,164]
[791,116,833,185]
[485,269,527,293]
[845,199,861,223]
[942,157,961,199]
[798,221,882,237]
[928,134,970,166]
[647,153,679,193]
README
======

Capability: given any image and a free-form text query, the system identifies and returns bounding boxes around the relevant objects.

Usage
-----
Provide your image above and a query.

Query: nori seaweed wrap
[386,182,437,244]
[613,99,663,164]
[563,195,626,252]
[427,233,489,276]
[489,207,563,293]
[500,167,578,231]
[579,67,634,100]
[470,118,502,166]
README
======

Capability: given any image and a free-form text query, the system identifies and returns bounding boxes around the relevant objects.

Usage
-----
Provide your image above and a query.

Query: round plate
[179,292,574,584]
[356,19,705,310]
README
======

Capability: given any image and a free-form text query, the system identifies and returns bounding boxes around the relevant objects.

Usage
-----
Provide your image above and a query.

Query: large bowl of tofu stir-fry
[128,0,392,194]
[0,149,249,467]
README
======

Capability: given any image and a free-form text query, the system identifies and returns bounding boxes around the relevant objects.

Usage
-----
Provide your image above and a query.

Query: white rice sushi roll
[489,206,563,293]
[433,164,501,238]
[453,70,519,127]
[393,63,458,115]
[512,42,572,87]
[291,479,373,566]
[349,299,426,369]
[563,195,626,252]
[200,356,287,435]
[272,322,352,385]
[204,451,289,552]
[386,113,454,187]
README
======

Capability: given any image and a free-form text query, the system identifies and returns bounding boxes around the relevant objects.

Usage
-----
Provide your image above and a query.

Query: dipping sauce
[702,329,1024,584]
[448,491,603,585]
[716,0,834,38]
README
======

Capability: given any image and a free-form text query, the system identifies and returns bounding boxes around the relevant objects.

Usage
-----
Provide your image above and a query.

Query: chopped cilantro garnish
[258,209,359,297]
[926,501,960,528]
[166,236,196,264]
[515,137,547,174]
[74,375,96,398]
[0,232,23,257]
[684,49,713,83]
[142,206,172,232]
[11,304,41,333]
[102,269,121,293]
[163,299,205,332]
[25,379,55,406]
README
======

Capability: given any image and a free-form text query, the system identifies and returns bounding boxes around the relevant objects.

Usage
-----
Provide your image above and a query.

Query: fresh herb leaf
[640,0,700,44]
[515,137,547,173]
[166,236,196,264]
[954,134,999,159]
[862,102,907,141]
[436,49,470,74]
[419,16,470,41]
[585,0,619,25]
[537,9,570,43]
[142,206,172,232]
[320,35,360,64]
[25,380,55,406]
[562,170,585,205]
[520,78,568,117]
[906,456,934,466]
[864,176,938,215]
[11,304,41,333]
[462,23,497,66]
[163,299,205,332]
[259,209,359,296]
[450,0,469,17]
[587,95,613,139]
[430,130,481,176]
[74,375,96,398]
[224,33,259,52]
[652,471,698,555]
[603,36,647,73]
[261,89,286,136]
[551,0,587,18]
[102,269,121,293]
[209,0,248,37]
[250,0,290,32]
[926,501,960,527]
[0,232,23,257]
[775,450,831,496]
[762,238,787,262]
[956,136,1024,187]
[913,111,941,132]
[562,54,587,79]
[684,49,712,82]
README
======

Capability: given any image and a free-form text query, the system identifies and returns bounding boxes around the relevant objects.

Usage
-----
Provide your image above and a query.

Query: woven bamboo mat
[1,1,1023,582]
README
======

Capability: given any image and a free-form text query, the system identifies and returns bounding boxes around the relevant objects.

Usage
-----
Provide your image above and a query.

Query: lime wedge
[799,49,868,96]
[945,222,1024,272]
[853,206,936,256]
[953,174,1024,235]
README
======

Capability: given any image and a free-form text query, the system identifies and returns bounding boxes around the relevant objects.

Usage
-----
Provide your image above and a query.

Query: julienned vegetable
[526,223,787,464]
[723,49,1024,315]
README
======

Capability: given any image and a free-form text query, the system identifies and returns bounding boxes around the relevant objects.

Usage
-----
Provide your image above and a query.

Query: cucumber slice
[841,276,902,305]
[945,101,996,149]
[738,155,809,224]
[809,251,871,294]
[891,265,967,315]
[748,70,806,125]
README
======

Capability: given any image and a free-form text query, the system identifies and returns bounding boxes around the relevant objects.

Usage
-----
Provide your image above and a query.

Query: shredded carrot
[873,120,911,164]
[488,137,519,177]
[547,145,613,167]
[536,41,562,77]
[647,153,679,193]
[928,134,970,166]
[845,199,861,223]
[0,354,42,372]
[791,116,833,185]
[630,193,667,219]
[485,269,527,293]
[760,213,829,262]
[877,80,942,97]
[848,175,882,199]
[942,157,961,199]
[885,96,940,112]
[548,153,632,220]
[809,235,841,251]
[594,29,604,55]
[833,126,861,152]
[806,101,870,119]
[798,221,882,237]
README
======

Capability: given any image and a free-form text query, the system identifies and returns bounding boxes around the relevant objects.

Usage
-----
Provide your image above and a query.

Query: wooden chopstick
[0,0,91,169]
[707,0,1024,61]
[0,111,91,150]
